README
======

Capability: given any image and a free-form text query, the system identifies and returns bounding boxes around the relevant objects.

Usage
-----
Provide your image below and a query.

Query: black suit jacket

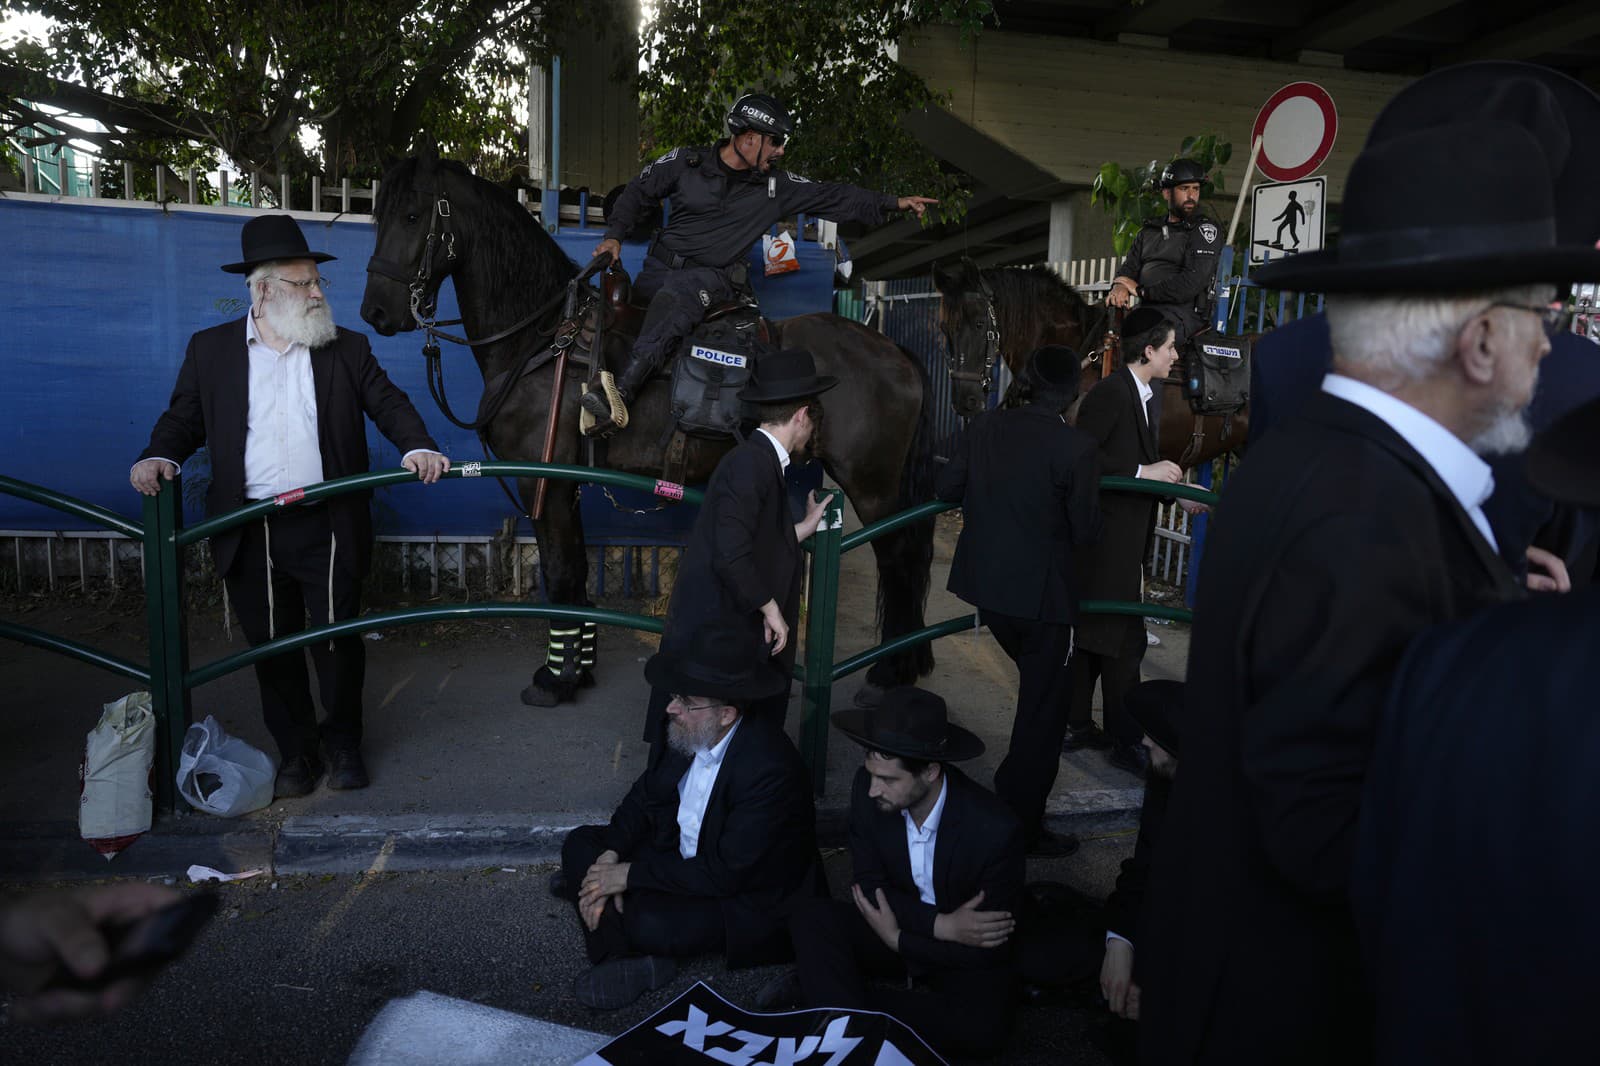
[848,764,1025,973]
[664,433,801,671]
[935,403,1101,623]
[1352,586,1600,1065]
[1074,367,1160,654]
[1140,392,1522,1065]
[138,318,438,578]
[603,717,821,967]
[1103,772,1170,952]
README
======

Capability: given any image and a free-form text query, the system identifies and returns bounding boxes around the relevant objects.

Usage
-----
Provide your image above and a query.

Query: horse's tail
[869,344,938,683]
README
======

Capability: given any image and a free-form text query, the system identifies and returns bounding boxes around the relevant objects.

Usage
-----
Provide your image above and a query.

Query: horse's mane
[983,264,1087,340]
[376,156,577,313]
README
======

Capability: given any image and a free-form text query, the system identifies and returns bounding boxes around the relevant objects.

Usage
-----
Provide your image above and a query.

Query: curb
[1,790,1143,882]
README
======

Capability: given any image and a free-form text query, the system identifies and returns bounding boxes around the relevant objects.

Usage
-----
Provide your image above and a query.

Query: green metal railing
[1,466,1217,811]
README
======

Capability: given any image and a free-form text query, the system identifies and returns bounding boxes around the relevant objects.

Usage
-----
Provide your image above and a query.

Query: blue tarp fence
[0,197,835,542]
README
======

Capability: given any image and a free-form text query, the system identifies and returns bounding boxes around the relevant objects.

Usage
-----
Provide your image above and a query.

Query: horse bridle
[949,272,1002,397]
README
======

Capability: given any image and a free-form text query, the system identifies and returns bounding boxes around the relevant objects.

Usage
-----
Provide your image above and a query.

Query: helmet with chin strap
[726,93,794,140]
[1159,158,1208,188]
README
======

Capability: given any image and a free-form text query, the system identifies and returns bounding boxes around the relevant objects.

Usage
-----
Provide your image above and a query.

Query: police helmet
[1159,158,1207,188]
[727,93,794,140]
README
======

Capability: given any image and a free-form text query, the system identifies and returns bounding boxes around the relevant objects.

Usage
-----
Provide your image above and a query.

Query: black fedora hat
[222,214,337,274]
[1026,344,1080,399]
[831,686,984,763]
[1528,396,1600,507]
[740,348,839,404]
[1126,679,1183,757]
[644,621,787,703]
[1254,121,1600,293]
[1367,61,1600,246]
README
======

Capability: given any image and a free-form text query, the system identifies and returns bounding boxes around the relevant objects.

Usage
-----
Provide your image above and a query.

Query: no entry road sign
[1252,83,1339,183]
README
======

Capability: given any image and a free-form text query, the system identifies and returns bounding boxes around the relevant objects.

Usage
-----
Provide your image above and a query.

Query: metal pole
[799,494,844,795]
[542,54,562,234]
[142,479,189,815]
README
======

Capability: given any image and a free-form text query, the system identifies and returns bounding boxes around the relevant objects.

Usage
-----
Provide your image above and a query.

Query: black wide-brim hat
[831,685,985,763]
[1528,396,1600,507]
[1255,121,1600,294]
[1126,679,1183,757]
[644,621,788,703]
[222,214,337,274]
[740,348,839,404]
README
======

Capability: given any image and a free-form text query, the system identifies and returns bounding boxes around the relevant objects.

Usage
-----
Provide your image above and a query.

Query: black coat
[1353,586,1600,1065]
[602,717,821,967]
[1114,213,1223,339]
[935,403,1102,624]
[1074,367,1161,656]
[1140,392,1523,1065]
[1103,772,1171,953]
[848,764,1026,973]
[664,433,802,673]
[137,318,438,578]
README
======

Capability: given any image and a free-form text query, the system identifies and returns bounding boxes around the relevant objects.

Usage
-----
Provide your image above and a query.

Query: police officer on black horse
[1105,158,1222,347]
[582,92,939,430]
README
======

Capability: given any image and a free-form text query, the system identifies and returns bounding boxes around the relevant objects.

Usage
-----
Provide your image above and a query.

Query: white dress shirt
[903,775,949,906]
[1321,373,1499,551]
[1130,367,1155,479]
[676,718,741,859]
[755,427,791,473]
[242,313,324,499]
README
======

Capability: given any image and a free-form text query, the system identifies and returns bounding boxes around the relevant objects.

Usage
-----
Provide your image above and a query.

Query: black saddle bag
[1184,333,1252,416]
[668,311,765,438]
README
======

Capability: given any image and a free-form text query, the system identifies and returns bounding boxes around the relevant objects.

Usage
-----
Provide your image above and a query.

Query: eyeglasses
[1488,301,1573,338]
[271,274,330,291]
[669,694,721,712]
[765,133,786,148]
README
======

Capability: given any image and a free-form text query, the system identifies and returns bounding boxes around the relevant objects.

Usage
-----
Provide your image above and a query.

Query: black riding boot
[580,350,656,421]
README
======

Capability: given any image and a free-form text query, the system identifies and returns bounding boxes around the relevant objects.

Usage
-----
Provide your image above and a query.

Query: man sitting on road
[582,91,937,430]
[554,622,821,1010]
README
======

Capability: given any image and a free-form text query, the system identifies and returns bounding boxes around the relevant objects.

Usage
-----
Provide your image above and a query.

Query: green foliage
[1091,133,1233,256]
[637,0,994,224]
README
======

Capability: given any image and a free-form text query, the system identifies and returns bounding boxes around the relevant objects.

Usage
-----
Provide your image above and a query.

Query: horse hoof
[520,683,562,708]
[853,682,886,709]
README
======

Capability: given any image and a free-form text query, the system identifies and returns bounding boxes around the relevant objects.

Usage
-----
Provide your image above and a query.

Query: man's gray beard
[1470,404,1533,456]
[667,715,721,756]
[263,296,337,349]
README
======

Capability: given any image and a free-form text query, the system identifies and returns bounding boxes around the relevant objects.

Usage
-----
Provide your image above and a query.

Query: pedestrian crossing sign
[1250,177,1326,265]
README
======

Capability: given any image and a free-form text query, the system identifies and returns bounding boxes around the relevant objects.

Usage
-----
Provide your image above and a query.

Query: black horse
[360,152,936,707]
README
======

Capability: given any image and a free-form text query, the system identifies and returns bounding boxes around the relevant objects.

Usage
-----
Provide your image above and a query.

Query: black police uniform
[1114,212,1223,343]
[601,141,898,402]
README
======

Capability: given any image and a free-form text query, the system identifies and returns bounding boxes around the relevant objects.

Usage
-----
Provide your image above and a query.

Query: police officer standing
[1105,159,1222,344]
[581,92,938,429]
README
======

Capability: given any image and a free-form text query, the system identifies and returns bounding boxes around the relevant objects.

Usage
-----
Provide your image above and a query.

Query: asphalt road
[2,839,1137,1066]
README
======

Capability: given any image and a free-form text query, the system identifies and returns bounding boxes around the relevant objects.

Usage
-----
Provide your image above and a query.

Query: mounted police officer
[581,92,937,429]
[1105,158,1222,344]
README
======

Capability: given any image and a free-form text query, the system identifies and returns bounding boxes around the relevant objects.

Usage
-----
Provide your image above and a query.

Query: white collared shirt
[242,313,324,499]
[1130,367,1154,425]
[902,775,949,906]
[1321,373,1499,551]
[676,717,742,859]
[755,427,791,473]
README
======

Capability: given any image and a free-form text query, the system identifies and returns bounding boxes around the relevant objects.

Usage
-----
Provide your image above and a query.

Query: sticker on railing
[273,489,305,506]
[461,461,482,477]
[653,479,684,500]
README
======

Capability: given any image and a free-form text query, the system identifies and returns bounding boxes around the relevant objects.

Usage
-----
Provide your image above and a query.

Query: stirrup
[580,372,629,437]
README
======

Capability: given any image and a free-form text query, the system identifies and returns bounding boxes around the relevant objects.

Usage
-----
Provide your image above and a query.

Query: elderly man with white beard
[132,214,448,798]
[1139,111,1600,1066]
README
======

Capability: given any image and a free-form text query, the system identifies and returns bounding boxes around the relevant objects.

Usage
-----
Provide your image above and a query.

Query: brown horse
[931,260,1247,466]
[361,153,938,707]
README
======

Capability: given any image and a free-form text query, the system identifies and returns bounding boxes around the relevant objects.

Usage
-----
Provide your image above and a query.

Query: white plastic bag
[762,229,800,277]
[176,716,275,818]
[79,692,156,859]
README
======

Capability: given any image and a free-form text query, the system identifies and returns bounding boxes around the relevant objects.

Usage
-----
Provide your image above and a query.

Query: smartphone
[53,890,220,992]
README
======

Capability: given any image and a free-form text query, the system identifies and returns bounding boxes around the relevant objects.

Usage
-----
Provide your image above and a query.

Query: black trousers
[223,507,365,762]
[791,897,1014,1060]
[1066,645,1145,748]
[981,609,1075,845]
[641,683,791,768]
[560,824,726,965]
[619,261,735,397]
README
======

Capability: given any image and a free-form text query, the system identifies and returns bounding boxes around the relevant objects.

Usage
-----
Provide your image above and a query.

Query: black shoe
[1108,742,1150,778]
[574,955,677,1010]
[520,680,561,707]
[547,870,570,900]
[273,754,323,799]
[753,968,803,1012]
[325,746,370,790]
[579,390,613,419]
[1061,724,1113,753]
[1029,829,1081,857]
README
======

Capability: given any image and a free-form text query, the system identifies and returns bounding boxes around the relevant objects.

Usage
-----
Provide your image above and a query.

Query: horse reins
[950,270,1002,398]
